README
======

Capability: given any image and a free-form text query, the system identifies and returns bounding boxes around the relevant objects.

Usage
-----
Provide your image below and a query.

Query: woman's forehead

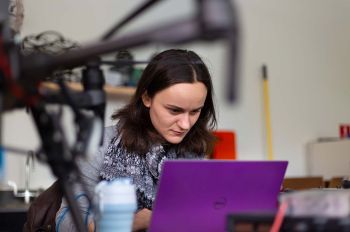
[154,82,207,107]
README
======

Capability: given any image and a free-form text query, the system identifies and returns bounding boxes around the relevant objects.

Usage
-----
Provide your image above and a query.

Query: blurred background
[2,0,350,190]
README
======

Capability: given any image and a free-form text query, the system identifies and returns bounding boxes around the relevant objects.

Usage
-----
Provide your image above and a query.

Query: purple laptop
[149,160,288,232]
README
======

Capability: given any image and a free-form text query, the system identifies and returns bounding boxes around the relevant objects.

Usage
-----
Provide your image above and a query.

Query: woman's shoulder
[103,125,118,145]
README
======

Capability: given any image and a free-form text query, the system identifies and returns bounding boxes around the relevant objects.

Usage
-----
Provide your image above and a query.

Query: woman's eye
[169,108,181,114]
[190,110,201,115]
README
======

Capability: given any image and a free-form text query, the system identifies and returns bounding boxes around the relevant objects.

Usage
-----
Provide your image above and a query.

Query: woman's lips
[171,130,185,136]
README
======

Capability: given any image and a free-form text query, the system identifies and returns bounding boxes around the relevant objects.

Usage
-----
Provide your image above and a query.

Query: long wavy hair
[112,49,217,156]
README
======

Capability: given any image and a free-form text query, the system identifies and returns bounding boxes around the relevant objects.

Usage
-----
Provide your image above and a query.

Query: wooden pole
[262,65,274,160]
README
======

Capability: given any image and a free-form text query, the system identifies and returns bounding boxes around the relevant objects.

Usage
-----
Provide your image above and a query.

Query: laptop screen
[149,160,288,232]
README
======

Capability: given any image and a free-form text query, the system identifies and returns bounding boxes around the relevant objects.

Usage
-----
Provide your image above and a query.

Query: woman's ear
[142,92,151,108]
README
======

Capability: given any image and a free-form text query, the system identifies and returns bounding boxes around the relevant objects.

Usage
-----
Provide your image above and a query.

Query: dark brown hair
[112,49,217,156]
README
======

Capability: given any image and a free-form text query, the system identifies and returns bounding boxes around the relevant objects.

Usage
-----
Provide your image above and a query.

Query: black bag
[23,180,63,232]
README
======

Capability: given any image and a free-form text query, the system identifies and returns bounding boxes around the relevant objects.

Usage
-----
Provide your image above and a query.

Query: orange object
[211,131,237,159]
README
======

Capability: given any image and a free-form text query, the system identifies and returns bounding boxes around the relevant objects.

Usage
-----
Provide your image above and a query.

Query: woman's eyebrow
[166,104,183,110]
[166,104,204,111]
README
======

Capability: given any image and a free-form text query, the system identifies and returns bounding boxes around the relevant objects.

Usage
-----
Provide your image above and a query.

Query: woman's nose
[178,113,191,130]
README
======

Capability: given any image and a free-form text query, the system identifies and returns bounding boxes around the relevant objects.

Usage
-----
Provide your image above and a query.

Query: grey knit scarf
[100,135,180,209]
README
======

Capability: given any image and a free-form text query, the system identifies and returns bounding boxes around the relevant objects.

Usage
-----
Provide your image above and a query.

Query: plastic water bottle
[95,178,137,232]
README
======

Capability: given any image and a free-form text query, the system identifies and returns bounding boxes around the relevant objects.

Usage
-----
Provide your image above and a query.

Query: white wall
[2,0,350,189]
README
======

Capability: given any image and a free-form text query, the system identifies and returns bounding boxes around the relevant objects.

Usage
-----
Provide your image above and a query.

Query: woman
[55,49,217,231]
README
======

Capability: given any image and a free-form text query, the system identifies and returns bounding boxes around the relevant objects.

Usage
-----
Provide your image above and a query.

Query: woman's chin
[164,136,184,145]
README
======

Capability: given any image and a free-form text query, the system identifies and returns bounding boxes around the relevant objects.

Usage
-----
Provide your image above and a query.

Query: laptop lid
[149,160,288,232]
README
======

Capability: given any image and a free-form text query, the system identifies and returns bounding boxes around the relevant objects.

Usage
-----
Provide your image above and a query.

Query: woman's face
[142,82,207,144]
